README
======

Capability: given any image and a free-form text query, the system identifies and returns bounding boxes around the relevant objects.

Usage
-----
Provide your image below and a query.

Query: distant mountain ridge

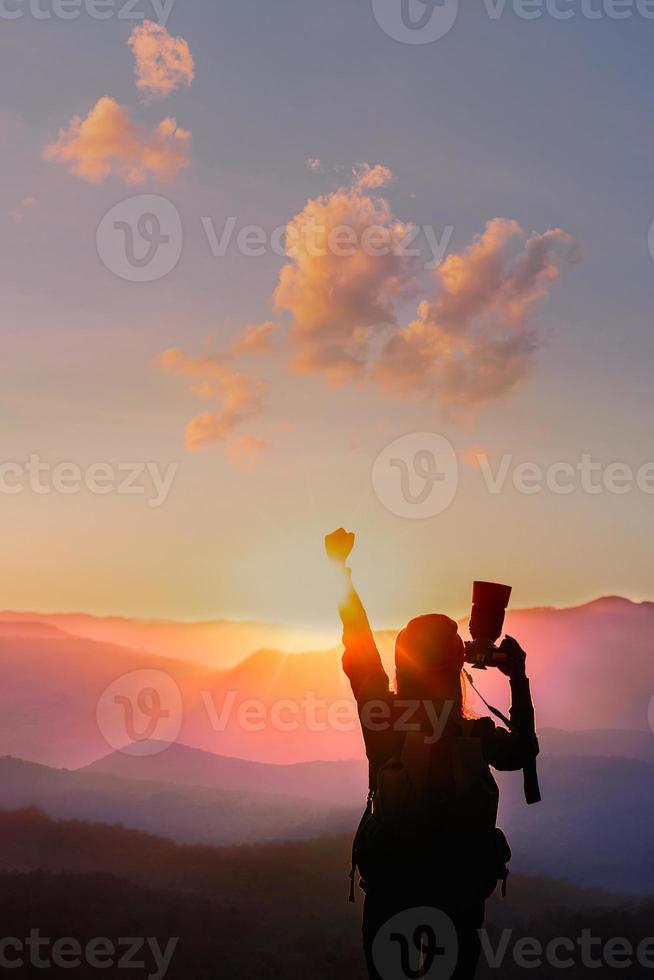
[0,610,334,669]
[82,741,368,804]
[1,593,651,667]
[0,756,355,846]
[0,621,71,640]
[83,727,654,803]
[539,727,654,763]
[0,595,653,767]
[2,745,654,894]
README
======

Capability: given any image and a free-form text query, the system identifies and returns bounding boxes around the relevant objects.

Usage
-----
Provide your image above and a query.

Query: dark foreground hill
[0,809,651,979]
[59,748,654,896]
[4,744,654,894]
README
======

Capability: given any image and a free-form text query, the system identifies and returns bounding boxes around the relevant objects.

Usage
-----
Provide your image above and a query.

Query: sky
[1,0,654,633]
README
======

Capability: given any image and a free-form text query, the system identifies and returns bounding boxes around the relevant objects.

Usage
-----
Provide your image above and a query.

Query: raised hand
[497,635,527,679]
[324,528,355,565]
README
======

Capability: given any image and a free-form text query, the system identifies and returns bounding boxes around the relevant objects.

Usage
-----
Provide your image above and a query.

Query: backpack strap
[349,790,374,903]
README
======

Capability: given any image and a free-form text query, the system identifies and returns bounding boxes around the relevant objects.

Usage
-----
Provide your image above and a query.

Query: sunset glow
[1,6,652,627]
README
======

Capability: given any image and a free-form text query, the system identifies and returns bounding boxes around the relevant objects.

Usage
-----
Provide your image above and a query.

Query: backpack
[348,719,512,904]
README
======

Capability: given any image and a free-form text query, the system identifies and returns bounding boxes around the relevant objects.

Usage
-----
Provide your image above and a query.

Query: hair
[394,613,471,720]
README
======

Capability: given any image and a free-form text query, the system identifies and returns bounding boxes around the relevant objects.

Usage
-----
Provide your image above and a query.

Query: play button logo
[371,0,459,44]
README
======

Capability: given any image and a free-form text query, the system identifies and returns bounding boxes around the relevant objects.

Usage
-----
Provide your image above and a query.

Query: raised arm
[324,529,389,700]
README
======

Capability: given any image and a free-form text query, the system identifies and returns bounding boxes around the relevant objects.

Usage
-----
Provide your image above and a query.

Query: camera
[464,581,512,670]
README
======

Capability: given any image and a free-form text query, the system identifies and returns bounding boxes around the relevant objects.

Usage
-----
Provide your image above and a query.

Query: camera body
[464,581,512,670]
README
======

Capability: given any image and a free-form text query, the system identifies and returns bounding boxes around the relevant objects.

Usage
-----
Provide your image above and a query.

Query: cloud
[8,196,37,223]
[307,158,322,173]
[462,445,488,468]
[272,170,577,406]
[231,321,278,356]
[157,167,580,464]
[43,97,191,184]
[128,20,195,101]
[156,345,269,460]
[374,219,580,409]
[273,164,418,385]
[224,436,269,471]
[354,163,393,189]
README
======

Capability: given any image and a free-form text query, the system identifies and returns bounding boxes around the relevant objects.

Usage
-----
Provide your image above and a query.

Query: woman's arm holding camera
[486,636,540,772]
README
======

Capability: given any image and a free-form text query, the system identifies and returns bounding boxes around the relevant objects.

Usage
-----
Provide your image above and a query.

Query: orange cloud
[231,321,278,356]
[273,165,418,385]
[355,163,393,189]
[156,345,269,460]
[224,436,270,471]
[375,219,580,408]
[158,167,580,464]
[462,445,488,468]
[43,97,191,184]
[128,20,195,101]
[8,196,37,223]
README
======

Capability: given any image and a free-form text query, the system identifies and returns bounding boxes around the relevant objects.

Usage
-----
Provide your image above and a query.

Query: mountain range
[1,596,653,893]
[0,596,653,767]
[0,730,652,892]
[0,609,327,669]
[0,755,355,846]
[1,808,645,980]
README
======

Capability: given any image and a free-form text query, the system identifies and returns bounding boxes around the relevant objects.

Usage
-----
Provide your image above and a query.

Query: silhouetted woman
[325,528,539,980]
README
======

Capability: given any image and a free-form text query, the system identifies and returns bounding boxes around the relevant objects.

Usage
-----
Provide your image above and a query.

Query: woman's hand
[497,635,527,680]
[324,528,355,565]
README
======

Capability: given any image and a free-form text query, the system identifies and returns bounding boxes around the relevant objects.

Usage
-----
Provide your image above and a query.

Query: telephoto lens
[466,581,512,669]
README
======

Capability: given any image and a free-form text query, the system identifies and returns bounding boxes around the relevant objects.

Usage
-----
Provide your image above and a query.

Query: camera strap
[462,668,511,729]
[463,668,542,806]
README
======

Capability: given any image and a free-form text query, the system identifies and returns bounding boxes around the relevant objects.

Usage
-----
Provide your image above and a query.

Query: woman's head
[395,613,466,710]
